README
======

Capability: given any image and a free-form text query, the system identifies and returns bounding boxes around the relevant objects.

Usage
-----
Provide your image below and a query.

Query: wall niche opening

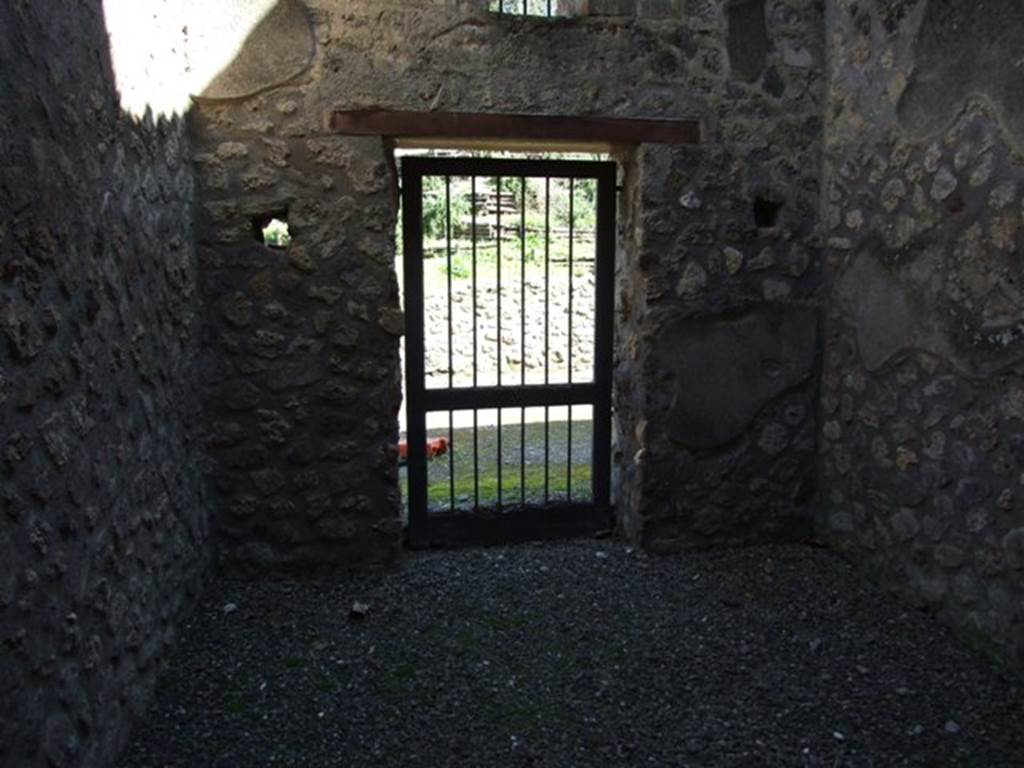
[753,196,783,229]
[252,211,291,249]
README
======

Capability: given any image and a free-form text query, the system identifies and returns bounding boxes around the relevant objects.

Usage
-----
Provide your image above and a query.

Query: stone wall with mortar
[0,1,212,765]
[194,129,405,572]
[191,0,825,566]
[819,0,1024,665]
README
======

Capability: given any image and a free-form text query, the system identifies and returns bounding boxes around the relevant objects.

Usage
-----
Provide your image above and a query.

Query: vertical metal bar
[567,177,574,501]
[446,176,455,514]
[547,0,552,16]
[496,175,503,511]
[401,163,428,539]
[568,177,574,383]
[592,165,616,510]
[471,176,480,511]
[523,0,527,15]
[520,176,526,507]
[544,176,550,504]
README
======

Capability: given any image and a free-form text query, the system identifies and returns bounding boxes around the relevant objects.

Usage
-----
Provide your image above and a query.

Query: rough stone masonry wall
[191,0,824,567]
[609,0,824,550]
[0,2,211,766]
[819,0,1024,665]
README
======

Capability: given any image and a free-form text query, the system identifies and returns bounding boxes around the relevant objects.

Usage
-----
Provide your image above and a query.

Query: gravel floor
[117,541,1024,768]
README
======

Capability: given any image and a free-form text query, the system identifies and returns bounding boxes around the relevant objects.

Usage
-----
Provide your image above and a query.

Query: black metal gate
[401,157,615,546]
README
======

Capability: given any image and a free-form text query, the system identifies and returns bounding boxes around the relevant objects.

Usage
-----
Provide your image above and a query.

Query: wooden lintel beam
[329,109,701,146]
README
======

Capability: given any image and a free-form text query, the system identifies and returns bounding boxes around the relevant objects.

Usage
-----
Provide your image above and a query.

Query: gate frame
[401,156,616,547]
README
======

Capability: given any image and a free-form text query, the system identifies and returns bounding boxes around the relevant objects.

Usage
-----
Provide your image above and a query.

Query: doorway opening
[394,149,617,545]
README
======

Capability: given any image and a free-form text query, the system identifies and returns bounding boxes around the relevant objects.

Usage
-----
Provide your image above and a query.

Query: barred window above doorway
[489,0,581,18]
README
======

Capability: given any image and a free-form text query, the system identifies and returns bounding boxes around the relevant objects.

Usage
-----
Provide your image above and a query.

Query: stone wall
[5,2,1024,766]
[190,0,825,567]
[0,1,211,765]
[618,136,823,550]
[194,129,404,572]
[819,0,1024,665]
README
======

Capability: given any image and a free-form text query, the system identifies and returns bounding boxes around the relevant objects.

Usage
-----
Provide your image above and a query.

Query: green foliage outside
[427,462,592,509]
[396,150,605,265]
[261,218,291,248]
[422,175,474,246]
[401,419,596,512]
[421,177,596,245]
[417,175,598,289]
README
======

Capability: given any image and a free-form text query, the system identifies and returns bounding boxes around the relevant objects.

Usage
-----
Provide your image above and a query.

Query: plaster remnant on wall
[898,0,1024,151]
[662,304,818,450]
[198,0,316,101]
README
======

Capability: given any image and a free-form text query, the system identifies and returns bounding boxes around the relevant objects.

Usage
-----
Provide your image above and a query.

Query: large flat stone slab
[899,0,1024,148]
[837,251,1024,378]
[661,304,819,450]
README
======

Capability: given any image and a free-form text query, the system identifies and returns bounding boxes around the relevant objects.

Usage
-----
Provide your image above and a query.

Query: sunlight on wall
[102,0,278,118]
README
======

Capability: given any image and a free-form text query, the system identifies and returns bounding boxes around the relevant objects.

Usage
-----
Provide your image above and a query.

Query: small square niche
[253,213,291,249]
[753,197,783,229]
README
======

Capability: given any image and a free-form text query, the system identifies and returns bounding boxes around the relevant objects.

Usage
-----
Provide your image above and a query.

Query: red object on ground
[398,437,449,462]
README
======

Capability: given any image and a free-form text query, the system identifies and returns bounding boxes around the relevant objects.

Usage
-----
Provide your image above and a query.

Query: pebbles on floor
[117,541,1024,768]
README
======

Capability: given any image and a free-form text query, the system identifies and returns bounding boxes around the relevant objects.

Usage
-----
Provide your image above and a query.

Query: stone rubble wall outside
[420,273,597,386]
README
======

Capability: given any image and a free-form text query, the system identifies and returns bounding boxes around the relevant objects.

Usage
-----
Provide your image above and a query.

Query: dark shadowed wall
[0,1,212,765]
[820,0,1024,666]
[3,2,1024,767]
